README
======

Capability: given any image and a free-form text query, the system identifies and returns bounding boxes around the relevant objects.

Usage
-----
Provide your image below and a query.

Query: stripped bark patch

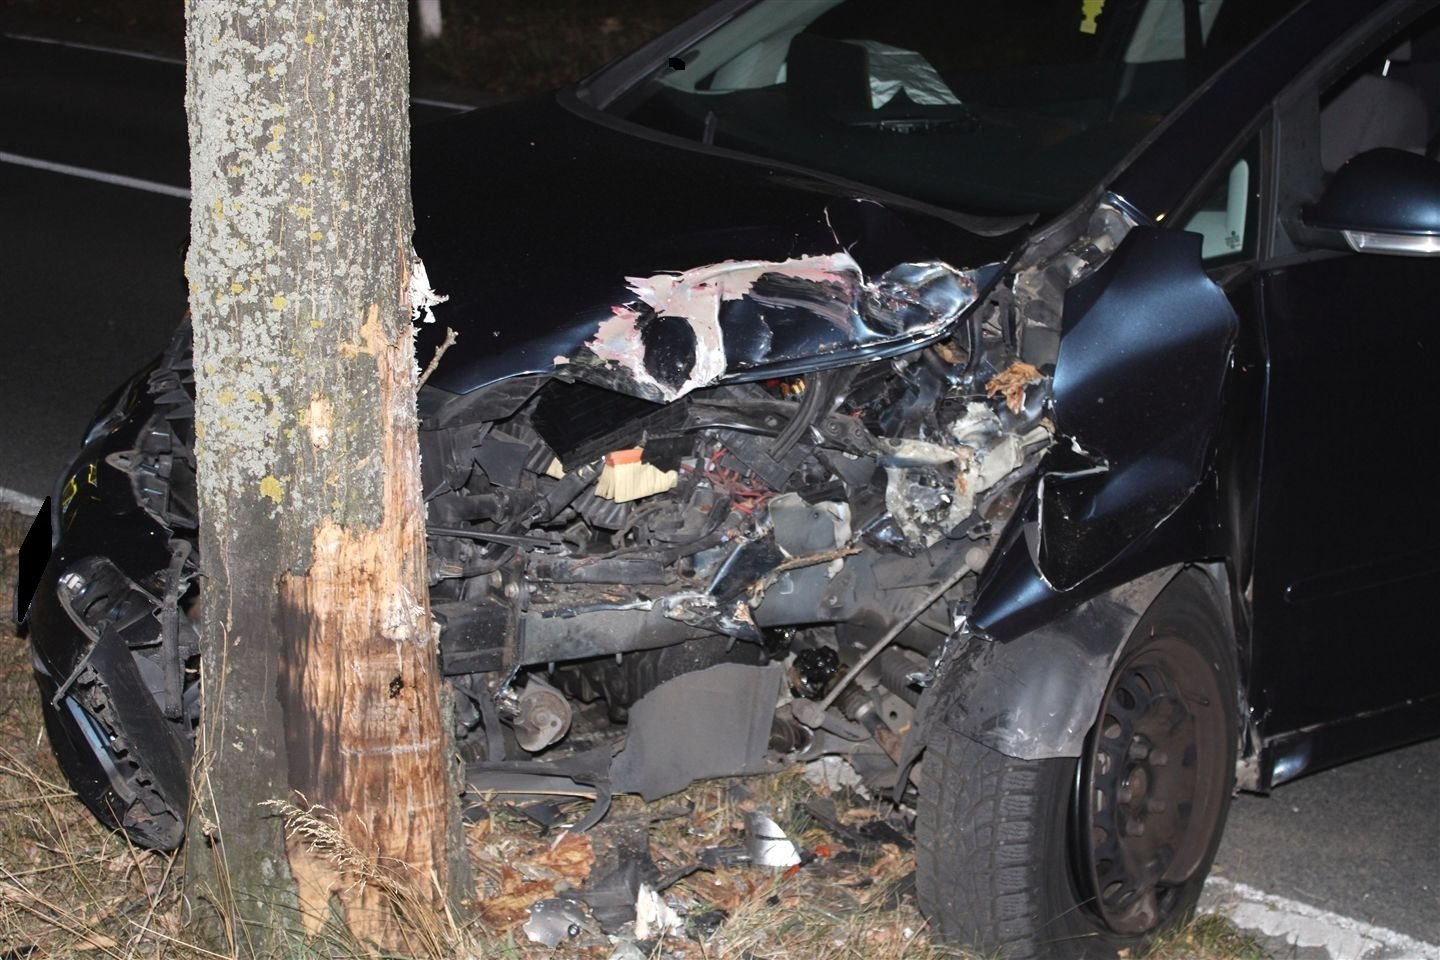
[274,304,451,944]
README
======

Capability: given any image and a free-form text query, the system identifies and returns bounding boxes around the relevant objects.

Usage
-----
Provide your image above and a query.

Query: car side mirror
[1290,148,1440,255]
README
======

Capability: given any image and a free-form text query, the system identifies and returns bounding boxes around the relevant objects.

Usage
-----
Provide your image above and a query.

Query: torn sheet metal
[609,663,784,800]
[562,254,996,402]
[571,255,857,401]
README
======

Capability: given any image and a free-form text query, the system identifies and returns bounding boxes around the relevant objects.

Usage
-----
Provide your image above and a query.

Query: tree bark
[182,1,466,952]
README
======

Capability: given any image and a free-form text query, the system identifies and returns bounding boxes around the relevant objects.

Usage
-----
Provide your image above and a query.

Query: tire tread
[917,728,1055,960]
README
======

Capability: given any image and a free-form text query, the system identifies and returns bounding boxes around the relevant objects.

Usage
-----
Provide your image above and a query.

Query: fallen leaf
[985,361,1043,414]
[531,832,595,883]
[866,843,907,883]
[684,870,758,914]
[476,866,557,927]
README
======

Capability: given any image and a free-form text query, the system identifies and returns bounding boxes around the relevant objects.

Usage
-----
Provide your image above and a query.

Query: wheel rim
[1076,633,1228,935]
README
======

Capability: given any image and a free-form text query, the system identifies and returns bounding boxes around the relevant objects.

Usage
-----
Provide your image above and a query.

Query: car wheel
[916,573,1237,959]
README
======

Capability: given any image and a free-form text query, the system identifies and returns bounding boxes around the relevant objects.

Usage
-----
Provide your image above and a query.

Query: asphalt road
[1214,739,1440,951]
[0,33,469,500]
[2,33,1436,957]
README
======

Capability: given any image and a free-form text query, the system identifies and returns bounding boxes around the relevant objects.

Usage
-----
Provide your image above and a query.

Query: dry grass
[0,507,1265,959]
[1145,914,1270,960]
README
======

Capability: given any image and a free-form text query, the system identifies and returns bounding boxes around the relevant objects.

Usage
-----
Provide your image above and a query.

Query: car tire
[916,572,1237,959]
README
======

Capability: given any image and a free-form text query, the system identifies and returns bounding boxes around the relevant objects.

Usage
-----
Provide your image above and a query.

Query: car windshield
[601,0,1300,216]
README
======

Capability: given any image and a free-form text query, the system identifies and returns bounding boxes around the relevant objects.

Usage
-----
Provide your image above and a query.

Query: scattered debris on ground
[0,507,1264,958]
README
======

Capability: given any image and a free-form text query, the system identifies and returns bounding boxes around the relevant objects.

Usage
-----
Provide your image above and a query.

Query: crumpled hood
[410,94,1022,397]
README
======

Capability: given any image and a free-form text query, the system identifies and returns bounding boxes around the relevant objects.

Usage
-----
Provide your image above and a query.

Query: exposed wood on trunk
[276,295,451,941]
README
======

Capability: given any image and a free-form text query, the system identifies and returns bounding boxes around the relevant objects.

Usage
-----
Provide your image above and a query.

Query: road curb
[1201,876,1440,960]
[0,486,43,518]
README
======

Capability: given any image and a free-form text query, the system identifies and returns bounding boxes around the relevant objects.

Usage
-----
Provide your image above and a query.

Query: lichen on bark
[186,0,406,536]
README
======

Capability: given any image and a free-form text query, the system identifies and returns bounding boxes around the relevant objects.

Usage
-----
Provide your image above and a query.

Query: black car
[15,0,1440,956]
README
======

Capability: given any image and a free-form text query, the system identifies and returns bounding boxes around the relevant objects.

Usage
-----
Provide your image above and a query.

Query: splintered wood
[277,302,450,944]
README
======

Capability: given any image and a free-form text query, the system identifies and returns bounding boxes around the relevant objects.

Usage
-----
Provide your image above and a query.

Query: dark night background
[0,0,708,98]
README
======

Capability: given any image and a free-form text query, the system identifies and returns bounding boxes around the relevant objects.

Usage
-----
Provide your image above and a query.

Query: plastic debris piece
[522,897,591,948]
[744,811,802,867]
[634,882,684,940]
[408,256,449,324]
[609,942,647,960]
[610,663,784,801]
[803,755,872,799]
[578,819,652,933]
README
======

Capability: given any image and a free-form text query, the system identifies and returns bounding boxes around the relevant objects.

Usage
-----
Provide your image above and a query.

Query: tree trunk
[182,1,467,952]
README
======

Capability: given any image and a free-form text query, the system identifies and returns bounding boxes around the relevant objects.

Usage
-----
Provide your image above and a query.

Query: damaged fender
[925,566,1180,761]
[914,227,1240,762]
[1037,227,1239,592]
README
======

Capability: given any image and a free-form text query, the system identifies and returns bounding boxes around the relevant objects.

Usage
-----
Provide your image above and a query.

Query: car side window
[1317,19,1439,175]
[1265,9,1440,261]
[1178,136,1260,263]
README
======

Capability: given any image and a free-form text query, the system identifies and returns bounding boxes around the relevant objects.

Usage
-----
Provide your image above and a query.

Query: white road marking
[0,486,44,517]
[2,31,184,64]
[1202,876,1440,960]
[4,32,475,113]
[0,151,190,199]
[410,95,477,112]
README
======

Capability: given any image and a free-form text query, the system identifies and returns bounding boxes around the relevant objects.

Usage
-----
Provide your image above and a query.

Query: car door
[1247,7,1440,759]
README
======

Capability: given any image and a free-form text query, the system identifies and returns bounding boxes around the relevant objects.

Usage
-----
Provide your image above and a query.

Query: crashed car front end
[17,334,200,849]
[16,181,1239,853]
